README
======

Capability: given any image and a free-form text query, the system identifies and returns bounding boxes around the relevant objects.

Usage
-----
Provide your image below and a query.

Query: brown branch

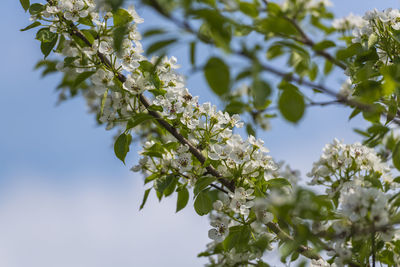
[142,4,400,127]
[239,50,400,126]
[283,16,347,70]
[59,7,367,263]
[265,100,340,112]
[67,22,236,192]
[68,21,325,263]
[266,222,322,261]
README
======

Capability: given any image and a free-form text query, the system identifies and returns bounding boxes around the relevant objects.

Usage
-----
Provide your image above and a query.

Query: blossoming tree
[19,0,400,266]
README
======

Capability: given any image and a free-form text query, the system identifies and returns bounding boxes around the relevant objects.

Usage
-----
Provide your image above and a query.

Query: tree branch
[67,21,236,192]
[283,16,347,70]
[62,7,356,264]
[142,2,400,127]
[266,222,322,261]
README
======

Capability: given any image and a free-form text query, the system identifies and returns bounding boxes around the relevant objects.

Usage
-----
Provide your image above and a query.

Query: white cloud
[0,172,210,267]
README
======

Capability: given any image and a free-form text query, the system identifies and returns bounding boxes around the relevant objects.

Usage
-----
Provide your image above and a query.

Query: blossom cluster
[307,138,392,193]
[308,139,397,266]
[334,8,400,63]
[25,0,400,266]
[31,1,283,264]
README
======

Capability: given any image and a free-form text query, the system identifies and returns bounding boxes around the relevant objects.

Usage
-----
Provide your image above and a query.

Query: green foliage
[252,79,271,110]
[278,83,305,123]
[114,132,132,164]
[193,177,217,196]
[19,0,30,12]
[140,188,151,210]
[393,141,400,171]
[73,71,95,88]
[176,187,189,212]
[113,25,128,54]
[36,28,56,43]
[113,8,133,26]
[255,16,298,37]
[29,3,45,15]
[40,36,58,58]
[313,40,335,51]
[126,113,155,130]
[147,39,177,55]
[223,225,251,252]
[266,178,292,189]
[154,175,177,198]
[24,1,400,265]
[106,0,124,11]
[204,57,230,96]
[194,190,213,216]
[20,21,41,32]
[36,28,58,58]
[190,41,196,66]
[238,2,259,17]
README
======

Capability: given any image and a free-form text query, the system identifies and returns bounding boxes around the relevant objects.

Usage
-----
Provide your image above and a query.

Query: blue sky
[0,0,395,266]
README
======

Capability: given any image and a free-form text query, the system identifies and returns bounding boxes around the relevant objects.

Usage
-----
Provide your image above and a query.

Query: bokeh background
[0,0,394,266]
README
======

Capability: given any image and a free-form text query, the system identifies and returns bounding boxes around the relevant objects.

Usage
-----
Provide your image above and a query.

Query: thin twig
[283,16,347,70]
[143,3,400,127]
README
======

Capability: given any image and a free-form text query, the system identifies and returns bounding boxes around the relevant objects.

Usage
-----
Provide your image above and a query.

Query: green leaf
[138,60,154,73]
[309,63,318,81]
[139,188,151,210]
[336,43,362,60]
[176,188,189,212]
[256,16,298,36]
[194,177,217,196]
[142,151,163,158]
[194,190,213,216]
[147,39,177,55]
[368,33,378,49]
[114,133,132,164]
[223,225,251,252]
[73,71,95,88]
[36,28,57,43]
[246,123,256,136]
[393,141,400,171]
[106,0,124,11]
[80,29,96,45]
[225,100,246,115]
[154,175,175,195]
[20,21,41,31]
[29,3,44,15]
[239,2,258,17]
[113,25,128,54]
[190,41,196,66]
[113,8,133,26]
[312,40,335,51]
[204,57,230,96]
[100,89,109,117]
[20,0,30,11]
[143,28,166,37]
[324,60,333,75]
[126,113,154,130]
[353,80,382,103]
[163,177,177,197]
[144,173,158,184]
[266,45,284,60]
[266,178,291,188]
[253,234,271,252]
[278,85,305,123]
[40,34,58,58]
[252,79,271,109]
[349,108,361,120]
[79,16,94,27]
